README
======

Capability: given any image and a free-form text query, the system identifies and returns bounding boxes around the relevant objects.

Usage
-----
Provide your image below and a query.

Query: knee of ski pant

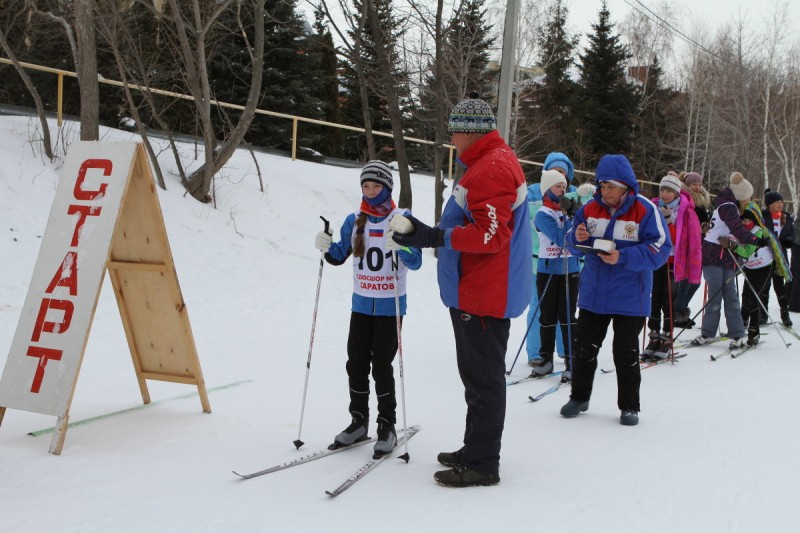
[612,348,640,367]
[574,340,599,363]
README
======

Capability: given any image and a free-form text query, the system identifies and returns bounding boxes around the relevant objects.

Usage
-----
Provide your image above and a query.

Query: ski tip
[397,453,410,463]
[325,491,337,497]
[293,439,304,450]
[529,396,538,402]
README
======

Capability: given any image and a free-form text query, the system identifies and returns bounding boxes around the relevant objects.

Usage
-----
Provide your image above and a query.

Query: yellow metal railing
[0,56,605,182]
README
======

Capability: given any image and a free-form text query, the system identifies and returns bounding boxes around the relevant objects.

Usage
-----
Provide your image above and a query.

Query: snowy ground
[1,115,798,532]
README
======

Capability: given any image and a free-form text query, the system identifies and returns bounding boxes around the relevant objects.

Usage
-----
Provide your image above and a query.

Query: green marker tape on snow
[27,379,252,437]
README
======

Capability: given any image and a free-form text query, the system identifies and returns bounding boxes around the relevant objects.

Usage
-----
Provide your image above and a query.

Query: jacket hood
[594,154,639,195]
[543,152,575,182]
[715,187,737,207]
[680,189,696,210]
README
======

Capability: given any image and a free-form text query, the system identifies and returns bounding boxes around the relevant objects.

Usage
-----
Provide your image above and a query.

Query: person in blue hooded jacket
[524,152,577,368]
[560,154,671,427]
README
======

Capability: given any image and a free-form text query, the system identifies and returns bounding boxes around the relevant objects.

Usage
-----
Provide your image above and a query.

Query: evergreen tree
[307,6,343,158]
[444,0,495,101]
[409,0,494,170]
[338,0,406,161]
[577,1,638,162]
[515,0,579,165]
[631,55,683,180]
[207,0,325,149]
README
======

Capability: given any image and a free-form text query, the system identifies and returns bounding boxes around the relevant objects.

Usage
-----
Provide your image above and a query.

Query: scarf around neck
[360,196,396,218]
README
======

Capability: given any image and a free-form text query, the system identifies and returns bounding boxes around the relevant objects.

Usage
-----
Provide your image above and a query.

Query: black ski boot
[434,465,500,487]
[328,415,368,450]
[781,309,793,327]
[747,327,760,347]
[529,355,553,377]
[437,448,464,468]
[652,333,672,359]
[641,331,660,360]
[372,420,397,459]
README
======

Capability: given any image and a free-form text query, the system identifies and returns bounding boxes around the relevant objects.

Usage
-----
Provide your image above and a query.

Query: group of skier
[311,92,798,488]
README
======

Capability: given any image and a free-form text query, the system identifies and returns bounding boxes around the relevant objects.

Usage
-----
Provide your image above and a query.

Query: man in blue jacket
[561,155,671,426]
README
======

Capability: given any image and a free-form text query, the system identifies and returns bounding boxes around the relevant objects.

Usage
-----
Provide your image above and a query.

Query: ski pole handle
[320,216,331,236]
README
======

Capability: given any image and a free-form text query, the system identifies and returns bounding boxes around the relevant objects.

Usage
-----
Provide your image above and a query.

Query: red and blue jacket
[437,130,532,318]
[566,175,671,317]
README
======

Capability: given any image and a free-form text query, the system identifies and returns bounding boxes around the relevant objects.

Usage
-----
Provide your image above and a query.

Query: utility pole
[496,0,519,143]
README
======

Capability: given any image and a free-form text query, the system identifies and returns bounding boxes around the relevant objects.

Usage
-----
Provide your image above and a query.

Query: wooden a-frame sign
[0,142,210,454]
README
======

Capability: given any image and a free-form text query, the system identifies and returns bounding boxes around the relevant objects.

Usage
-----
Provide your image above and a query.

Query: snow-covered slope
[1,116,798,532]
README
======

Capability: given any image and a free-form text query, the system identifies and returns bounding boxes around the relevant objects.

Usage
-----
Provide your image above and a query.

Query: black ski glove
[755,236,770,248]
[391,215,445,249]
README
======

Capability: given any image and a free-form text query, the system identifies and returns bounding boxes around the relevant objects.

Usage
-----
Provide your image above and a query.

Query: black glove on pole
[391,215,445,249]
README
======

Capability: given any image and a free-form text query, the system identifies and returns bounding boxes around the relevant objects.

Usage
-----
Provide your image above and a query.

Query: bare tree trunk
[366,0,412,208]
[75,0,99,141]
[165,0,264,203]
[0,24,54,160]
[94,1,168,189]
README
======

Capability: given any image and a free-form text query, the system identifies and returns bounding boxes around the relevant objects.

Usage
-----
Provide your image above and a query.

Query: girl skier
[313,161,422,457]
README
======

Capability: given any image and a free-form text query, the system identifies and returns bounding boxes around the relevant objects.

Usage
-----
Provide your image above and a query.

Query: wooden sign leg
[0,406,6,427]
[49,414,69,455]
[197,382,211,414]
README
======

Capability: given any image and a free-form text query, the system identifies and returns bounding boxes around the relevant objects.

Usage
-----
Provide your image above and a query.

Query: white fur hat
[540,169,567,194]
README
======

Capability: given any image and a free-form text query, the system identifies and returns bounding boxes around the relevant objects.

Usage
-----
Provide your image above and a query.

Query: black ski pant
[741,265,773,331]
[570,309,644,412]
[789,245,800,312]
[450,307,510,477]
[764,268,789,313]
[346,312,399,425]
[537,272,578,365]
[648,262,675,333]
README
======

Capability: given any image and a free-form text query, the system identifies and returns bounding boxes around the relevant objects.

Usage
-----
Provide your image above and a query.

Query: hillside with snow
[0,115,798,532]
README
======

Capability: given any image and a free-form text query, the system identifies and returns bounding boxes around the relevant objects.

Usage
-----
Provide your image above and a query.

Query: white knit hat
[659,175,682,194]
[540,169,567,194]
[729,172,753,201]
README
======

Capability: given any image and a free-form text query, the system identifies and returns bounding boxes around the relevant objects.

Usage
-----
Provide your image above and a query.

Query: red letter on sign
[26,346,63,393]
[67,204,102,246]
[45,252,79,296]
[74,159,112,201]
[31,298,75,343]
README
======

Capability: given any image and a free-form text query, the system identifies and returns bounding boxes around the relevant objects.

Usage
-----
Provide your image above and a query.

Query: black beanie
[764,189,783,207]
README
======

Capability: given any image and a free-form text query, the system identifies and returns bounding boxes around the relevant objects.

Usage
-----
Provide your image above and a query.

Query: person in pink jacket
[643,175,702,358]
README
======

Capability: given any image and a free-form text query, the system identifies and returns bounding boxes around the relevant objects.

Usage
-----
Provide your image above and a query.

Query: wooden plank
[0,406,6,427]
[49,414,69,455]
[138,372,199,385]
[107,260,168,272]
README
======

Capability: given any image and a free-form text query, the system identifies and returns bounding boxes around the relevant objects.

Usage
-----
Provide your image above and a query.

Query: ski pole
[506,271,555,375]
[563,244,575,378]
[294,216,331,449]
[666,261,675,361]
[392,252,410,462]
[727,250,792,348]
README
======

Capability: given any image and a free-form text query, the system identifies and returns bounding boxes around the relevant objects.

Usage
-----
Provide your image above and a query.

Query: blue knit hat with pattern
[447,92,496,134]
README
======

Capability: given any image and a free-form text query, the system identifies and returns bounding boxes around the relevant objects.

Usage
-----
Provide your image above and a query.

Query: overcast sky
[569,0,799,39]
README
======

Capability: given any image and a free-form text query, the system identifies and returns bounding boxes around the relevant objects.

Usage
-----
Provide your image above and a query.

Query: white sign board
[0,143,137,416]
